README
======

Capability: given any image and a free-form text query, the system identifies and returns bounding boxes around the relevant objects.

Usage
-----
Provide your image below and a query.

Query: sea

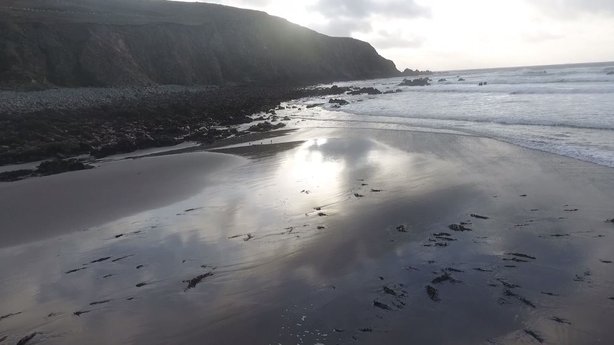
[288,61,614,168]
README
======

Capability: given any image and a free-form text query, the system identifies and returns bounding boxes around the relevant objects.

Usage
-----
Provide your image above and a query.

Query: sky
[176,0,614,71]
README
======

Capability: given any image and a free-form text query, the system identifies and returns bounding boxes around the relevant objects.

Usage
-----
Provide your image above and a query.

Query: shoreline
[0,84,379,167]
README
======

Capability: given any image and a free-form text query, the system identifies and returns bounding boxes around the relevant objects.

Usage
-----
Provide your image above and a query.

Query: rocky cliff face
[0,0,399,89]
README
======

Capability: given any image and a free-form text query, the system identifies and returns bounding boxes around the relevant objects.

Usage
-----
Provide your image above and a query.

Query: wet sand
[1,128,613,345]
[0,152,245,247]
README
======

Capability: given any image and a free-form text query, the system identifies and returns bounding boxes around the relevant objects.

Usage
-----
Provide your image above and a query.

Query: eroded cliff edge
[0,0,399,90]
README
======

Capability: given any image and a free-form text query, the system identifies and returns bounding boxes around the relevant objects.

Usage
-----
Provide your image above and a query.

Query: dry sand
[0,128,613,345]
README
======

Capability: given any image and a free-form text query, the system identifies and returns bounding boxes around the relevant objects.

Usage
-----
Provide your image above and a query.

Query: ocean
[289,61,614,168]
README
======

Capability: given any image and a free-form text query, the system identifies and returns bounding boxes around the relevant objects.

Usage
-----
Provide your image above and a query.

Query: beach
[1,127,613,344]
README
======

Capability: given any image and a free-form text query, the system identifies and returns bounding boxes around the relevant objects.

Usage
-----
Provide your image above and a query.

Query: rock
[183,272,214,291]
[399,78,431,86]
[247,121,286,132]
[400,68,433,76]
[607,71,614,75]
[16,333,37,345]
[470,214,489,219]
[329,98,349,106]
[438,78,447,82]
[426,285,440,301]
[448,223,472,231]
[0,1,399,90]
[458,78,465,81]
[524,329,544,343]
[396,225,407,232]
[0,169,34,182]
[347,87,382,95]
[373,301,392,310]
[73,311,91,316]
[35,158,94,176]
[90,257,111,263]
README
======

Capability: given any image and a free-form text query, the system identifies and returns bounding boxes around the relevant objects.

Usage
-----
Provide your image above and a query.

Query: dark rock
[607,71,614,75]
[383,286,397,296]
[247,121,286,132]
[183,272,214,291]
[524,329,544,343]
[458,78,465,81]
[399,78,431,86]
[136,282,147,288]
[373,301,392,310]
[504,290,536,308]
[506,252,536,260]
[400,68,433,76]
[347,87,382,95]
[0,312,22,321]
[74,310,91,316]
[91,257,111,264]
[470,214,489,219]
[354,193,364,198]
[541,291,559,297]
[0,169,34,182]
[396,225,407,232]
[550,317,571,325]
[438,78,447,82]
[16,333,37,345]
[111,254,134,262]
[329,98,349,106]
[89,300,111,306]
[36,158,94,176]
[426,285,440,301]
[431,271,460,284]
[448,224,472,232]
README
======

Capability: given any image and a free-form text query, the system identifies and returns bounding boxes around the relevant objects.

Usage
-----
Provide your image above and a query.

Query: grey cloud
[310,0,429,36]
[312,0,430,19]
[368,29,425,49]
[312,18,372,37]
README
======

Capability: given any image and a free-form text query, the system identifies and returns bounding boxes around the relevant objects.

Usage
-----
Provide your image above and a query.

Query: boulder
[399,77,431,86]
[329,98,349,106]
[347,87,382,95]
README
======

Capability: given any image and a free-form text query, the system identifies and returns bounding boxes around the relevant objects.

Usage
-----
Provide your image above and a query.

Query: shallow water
[1,129,613,344]
[284,62,614,168]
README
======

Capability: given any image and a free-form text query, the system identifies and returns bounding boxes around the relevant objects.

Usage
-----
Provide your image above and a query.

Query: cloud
[311,0,429,19]
[309,0,430,36]
[529,0,614,17]
[370,30,425,49]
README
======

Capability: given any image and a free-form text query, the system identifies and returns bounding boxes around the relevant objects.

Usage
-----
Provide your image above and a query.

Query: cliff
[0,0,400,89]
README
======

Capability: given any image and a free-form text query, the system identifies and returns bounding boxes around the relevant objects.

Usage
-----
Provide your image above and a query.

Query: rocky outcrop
[0,0,399,89]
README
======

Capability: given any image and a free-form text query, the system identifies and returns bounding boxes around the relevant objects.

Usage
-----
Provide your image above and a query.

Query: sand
[0,128,613,345]
[0,151,245,247]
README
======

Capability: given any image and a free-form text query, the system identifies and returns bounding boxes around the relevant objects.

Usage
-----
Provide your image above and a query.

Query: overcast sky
[179,0,614,71]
